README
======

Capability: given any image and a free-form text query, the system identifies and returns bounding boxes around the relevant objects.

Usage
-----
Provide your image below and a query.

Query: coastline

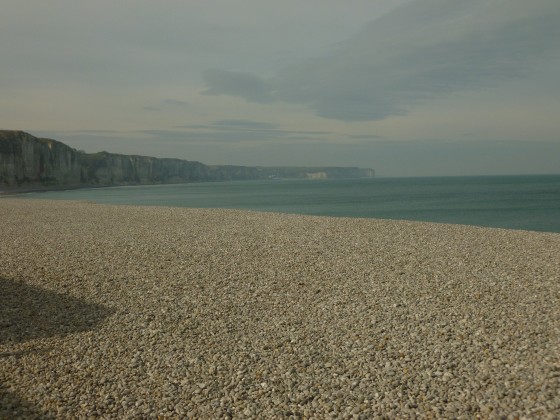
[0,182,187,196]
[1,199,559,417]
[5,174,560,235]
[0,185,82,196]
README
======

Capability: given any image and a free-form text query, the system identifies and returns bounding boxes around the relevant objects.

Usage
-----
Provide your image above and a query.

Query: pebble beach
[1,198,559,418]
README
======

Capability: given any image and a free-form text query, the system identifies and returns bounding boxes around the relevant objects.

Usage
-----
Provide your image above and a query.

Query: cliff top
[0,130,72,150]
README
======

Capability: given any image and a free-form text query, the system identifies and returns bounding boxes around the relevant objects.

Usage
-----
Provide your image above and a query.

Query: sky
[1,0,559,177]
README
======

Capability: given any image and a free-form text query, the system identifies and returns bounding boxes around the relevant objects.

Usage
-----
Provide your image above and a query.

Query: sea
[16,174,560,233]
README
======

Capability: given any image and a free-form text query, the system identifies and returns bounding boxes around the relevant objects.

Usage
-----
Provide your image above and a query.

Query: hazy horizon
[2,0,559,177]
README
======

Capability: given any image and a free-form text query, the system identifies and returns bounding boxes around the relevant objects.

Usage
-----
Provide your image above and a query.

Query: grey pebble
[1,198,559,418]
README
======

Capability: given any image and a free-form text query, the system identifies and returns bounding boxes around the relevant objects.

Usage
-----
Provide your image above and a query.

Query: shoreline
[4,174,560,235]
[0,184,114,196]
[5,194,560,236]
[0,178,332,197]
[1,199,559,417]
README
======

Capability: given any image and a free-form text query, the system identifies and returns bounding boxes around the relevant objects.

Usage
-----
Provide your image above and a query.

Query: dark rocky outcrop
[0,130,374,190]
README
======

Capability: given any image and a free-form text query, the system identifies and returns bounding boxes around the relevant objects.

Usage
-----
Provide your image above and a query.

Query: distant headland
[0,130,374,191]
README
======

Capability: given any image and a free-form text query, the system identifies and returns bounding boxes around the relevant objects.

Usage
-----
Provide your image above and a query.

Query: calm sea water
[18,175,560,233]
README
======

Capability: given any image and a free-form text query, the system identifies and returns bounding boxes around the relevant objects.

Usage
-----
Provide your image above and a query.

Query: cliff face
[81,152,210,185]
[0,131,213,188]
[0,130,374,190]
[0,131,84,187]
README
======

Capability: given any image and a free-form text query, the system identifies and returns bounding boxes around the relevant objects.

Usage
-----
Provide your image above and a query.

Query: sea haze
[19,175,560,233]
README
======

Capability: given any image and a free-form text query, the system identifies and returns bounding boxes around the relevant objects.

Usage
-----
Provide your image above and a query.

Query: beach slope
[1,199,558,418]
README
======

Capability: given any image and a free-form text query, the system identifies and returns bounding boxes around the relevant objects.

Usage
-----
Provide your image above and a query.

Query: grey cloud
[202,0,560,121]
[138,119,331,144]
[349,134,384,140]
[212,120,278,130]
[202,69,274,103]
[68,129,119,134]
[143,99,189,113]
[138,129,284,144]
[179,119,330,136]
[34,129,120,138]
[162,99,189,107]
[145,99,189,108]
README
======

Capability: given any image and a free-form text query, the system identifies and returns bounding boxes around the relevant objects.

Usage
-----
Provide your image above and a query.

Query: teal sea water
[18,175,560,233]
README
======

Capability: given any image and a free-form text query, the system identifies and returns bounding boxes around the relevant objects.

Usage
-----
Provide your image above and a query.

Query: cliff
[0,130,374,190]
[80,151,210,185]
[0,131,85,187]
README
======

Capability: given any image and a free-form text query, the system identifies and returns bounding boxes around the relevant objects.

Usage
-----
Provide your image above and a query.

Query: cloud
[349,134,384,140]
[133,119,332,144]
[143,106,162,112]
[202,69,274,103]
[143,99,189,113]
[34,121,330,147]
[202,0,560,121]
[179,119,330,137]
[35,129,120,137]
[211,119,278,130]
[162,99,189,107]
[137,128,295,144]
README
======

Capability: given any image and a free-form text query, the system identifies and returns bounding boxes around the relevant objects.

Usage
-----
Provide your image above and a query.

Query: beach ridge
[1,199,559,418]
